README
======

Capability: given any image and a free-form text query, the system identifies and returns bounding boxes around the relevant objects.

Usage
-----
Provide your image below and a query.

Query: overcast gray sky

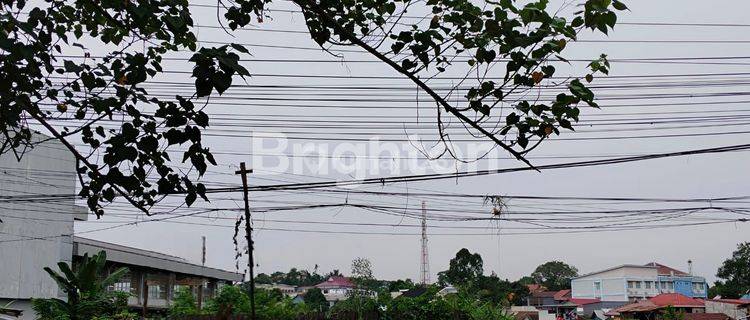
[72,0,750,284]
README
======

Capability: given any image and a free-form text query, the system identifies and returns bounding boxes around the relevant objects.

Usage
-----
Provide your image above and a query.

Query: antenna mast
[420,201,430,285]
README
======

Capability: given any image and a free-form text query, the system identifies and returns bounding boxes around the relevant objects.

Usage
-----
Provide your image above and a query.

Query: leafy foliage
[204,285,252,316]
[331,289,517,320]
[351,257,377,290]
[32,251,134,320]
[1,0,626,214]
[304,288,329,313]
[713,242,750,298]
[468,275,530,305]
[169,287,201,317]
[255,267,328,286]
[387,279,417,292]
[661,305,686,320]
[203,286,310,320]
[0,0,248,214]
[297,0,627,159]
[437,248,484,288]
[530,260,579,291]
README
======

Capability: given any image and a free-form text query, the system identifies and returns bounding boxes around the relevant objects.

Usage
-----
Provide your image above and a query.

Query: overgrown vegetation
[710,242,750,298]
[169,283,517,320]
[32,251,136,320]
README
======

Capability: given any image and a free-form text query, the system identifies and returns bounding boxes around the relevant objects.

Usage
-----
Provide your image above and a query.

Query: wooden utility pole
[235,162,256,320]
[142,279,148,318]
[201,236,206,266]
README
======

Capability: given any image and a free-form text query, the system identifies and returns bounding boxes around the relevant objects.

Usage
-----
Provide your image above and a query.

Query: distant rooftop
[650,293,704,307]
[73,236,242,282]
[645,262,689,276]
[575,264,658,279]
[576,262,698,279]
[612,293,705,314]
[315,276,355,289]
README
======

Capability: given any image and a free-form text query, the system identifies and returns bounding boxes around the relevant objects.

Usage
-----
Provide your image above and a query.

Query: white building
[0,134,86,318]
[571,263,707,303]
[0,134,241,319]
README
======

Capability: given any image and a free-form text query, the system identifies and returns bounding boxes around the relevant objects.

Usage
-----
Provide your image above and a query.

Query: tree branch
[26,111,150,214]
[295,0,537,170]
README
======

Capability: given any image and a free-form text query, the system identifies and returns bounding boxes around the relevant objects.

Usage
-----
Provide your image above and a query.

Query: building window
[660,282,667,289]
[112,281,131,293]
[594,282,601,290]
[635,281,642,289]
[645,281,652,289]
[693,283,703,292]
[628,281,634,289]
[148,285,163,299]
[667,282,674,290]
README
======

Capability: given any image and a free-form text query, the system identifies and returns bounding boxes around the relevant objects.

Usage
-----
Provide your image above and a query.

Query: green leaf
[185,191,197,206]
[63,60,83,73]
[612,0,628,11]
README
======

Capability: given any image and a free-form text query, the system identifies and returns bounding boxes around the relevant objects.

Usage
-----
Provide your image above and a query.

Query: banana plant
[34,251,129,320]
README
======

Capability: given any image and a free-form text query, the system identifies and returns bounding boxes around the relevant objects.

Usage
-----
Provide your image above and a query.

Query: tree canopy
[712,242,750,298]
[1,0,627,214]
[437,248,484,288]
[530,260,579,291]
[255,267,328,287]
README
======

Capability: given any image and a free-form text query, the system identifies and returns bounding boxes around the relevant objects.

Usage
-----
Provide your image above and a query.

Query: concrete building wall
[0,134,80,319]
[705,301,749,320]
[572,277,628,301]
[572,266,659,302]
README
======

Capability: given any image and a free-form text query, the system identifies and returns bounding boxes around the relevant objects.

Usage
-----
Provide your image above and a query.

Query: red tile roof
[613,300,659,313]
[613,294,705,314]
[644,262,689,276]
[683,314,732,320]
[650,293,705,307]
[532,291,559,298]
[554,289,572,301]
[526,284,548,293]
[315,276,355,289]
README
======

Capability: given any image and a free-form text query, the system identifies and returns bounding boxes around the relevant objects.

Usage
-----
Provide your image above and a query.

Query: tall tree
[351,257,377,290]
[437,248,484,287]
[1,0,625,214]
[530,261,579,291]
[714,242,750,298]
[304,288,329,313]
[469,275,531,306]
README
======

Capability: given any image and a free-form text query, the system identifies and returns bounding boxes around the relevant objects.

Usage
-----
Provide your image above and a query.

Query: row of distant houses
[525,262,749,320]
[257,276,366,305]
[258,277,458,307]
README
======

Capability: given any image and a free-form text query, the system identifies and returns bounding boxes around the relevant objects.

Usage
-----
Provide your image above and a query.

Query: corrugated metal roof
[574,264,658,279]
[73,236,242,282]
[554,289,572,301]
[708,299,750,306]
